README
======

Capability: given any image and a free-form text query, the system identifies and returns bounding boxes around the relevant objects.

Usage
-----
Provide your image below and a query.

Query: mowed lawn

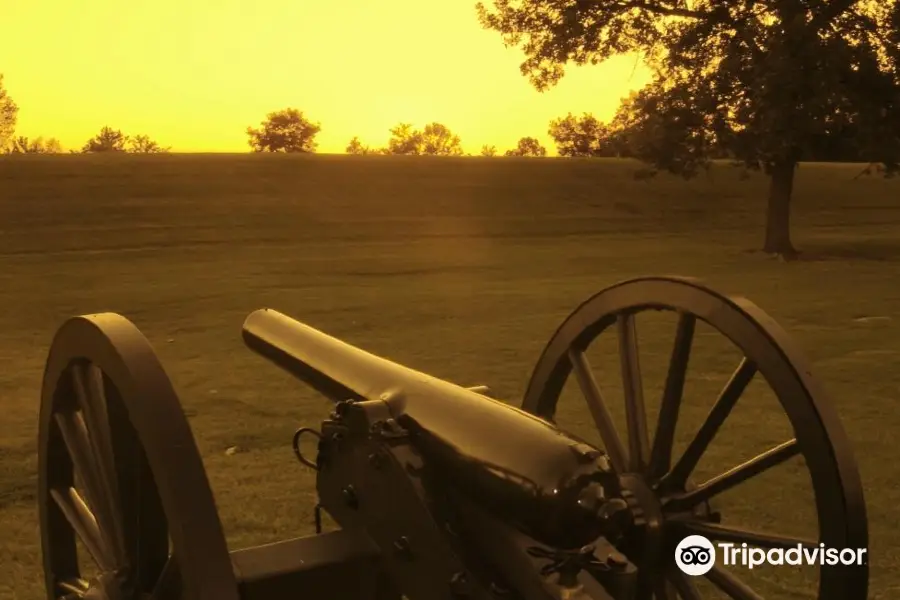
[1,154,899,599]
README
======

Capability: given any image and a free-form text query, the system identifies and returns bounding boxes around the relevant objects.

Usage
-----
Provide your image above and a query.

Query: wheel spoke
[617,313,650,472]
[53,410,119,541]
[567,347,628,472]
[106,382,171,591]
[57,578,90,596]
[670,519,818,550]
[666,570,702,600]
[705,565,764,600]
[664,439,800,511]
[150,555,182,600]
[649,312,696,480]
[661,358,758,489]
[71,363,127,564]
[50,487,114,571]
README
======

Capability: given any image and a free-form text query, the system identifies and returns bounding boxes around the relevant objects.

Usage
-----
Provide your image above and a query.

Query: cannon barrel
[242,308,624,549]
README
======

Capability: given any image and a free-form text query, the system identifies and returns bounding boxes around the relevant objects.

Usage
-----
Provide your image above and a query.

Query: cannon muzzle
[242,308,626,549]
[242,308,403,404]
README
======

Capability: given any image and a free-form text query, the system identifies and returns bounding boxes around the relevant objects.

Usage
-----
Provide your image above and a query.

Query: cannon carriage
[36,276,868,600]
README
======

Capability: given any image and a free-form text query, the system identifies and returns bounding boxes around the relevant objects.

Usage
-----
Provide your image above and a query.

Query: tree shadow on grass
[795,240,900,262]
[743,240,900,262]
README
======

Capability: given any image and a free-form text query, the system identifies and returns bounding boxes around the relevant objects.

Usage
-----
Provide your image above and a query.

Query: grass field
[1,154,899,599]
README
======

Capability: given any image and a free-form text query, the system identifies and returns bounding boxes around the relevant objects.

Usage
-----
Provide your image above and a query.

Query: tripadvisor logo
[675,535,717,576]
[675,535,868,576]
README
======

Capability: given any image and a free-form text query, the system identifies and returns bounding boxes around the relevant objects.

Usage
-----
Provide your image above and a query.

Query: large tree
[0,74,18,150]
[247,108,320,153]
[477,0,900,256]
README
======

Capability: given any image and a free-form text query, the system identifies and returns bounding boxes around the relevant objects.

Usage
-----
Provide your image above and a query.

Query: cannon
[36,276,868,600]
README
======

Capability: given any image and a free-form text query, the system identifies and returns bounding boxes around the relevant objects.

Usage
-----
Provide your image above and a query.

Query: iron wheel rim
[38,313,240,600]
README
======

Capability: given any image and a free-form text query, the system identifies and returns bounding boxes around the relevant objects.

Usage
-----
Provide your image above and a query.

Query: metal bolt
[449,572,468,597]
[342,485,358,509]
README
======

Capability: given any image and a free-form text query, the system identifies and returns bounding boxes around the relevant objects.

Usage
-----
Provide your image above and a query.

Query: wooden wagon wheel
[522,276,868,600]
[38,313,240,600]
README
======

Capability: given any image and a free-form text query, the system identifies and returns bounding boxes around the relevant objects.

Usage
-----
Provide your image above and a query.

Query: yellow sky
[2,0,652,154]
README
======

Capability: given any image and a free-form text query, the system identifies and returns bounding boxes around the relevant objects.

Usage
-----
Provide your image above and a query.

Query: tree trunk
[763,160,798,258]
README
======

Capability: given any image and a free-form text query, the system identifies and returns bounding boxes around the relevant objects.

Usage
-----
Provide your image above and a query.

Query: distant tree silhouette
[129,134,169,154]
[6,136,62,154]
[247,108,320,153]
[346,136,379,155]
[480,145,497,157]
[505,136,547,157]
[478,0,900,257]
[421,123,464,156]
[82,127,128,152]
[548,113,625,157]
[0,75,18,150]
[385,122,463,156]
[386,123,423,155]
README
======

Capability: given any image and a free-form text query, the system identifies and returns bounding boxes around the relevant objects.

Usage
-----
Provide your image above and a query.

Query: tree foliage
[346,136,381,155]
[505,136,547,156]
[129,134,169,154]
[548,113,631,157]
[480,144,498,156]
[82,126,129,152]
[80,127,168,153]
[386,123,422,155]
[247,108,321,153]
[6,136,62,154]
[385,122,464,156]
[0,75,18,150]
[421,123,464,156]
[477,0,900,255]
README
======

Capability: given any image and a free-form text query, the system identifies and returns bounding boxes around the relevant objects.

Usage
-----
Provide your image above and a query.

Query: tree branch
[810,0,861,32]
[578,0,713,20]
[728,17,766,61]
